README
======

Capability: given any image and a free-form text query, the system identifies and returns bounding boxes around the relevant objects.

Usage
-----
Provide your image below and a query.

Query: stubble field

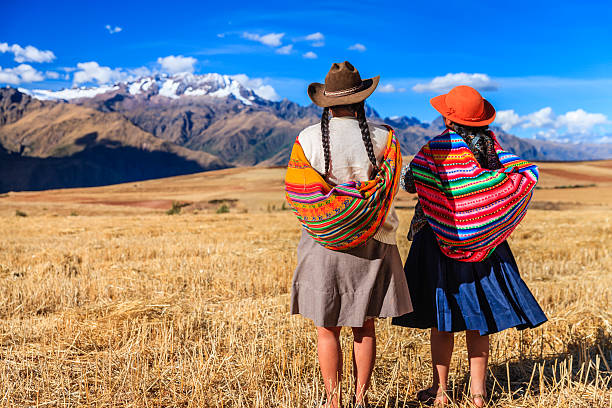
[0,160,610,407]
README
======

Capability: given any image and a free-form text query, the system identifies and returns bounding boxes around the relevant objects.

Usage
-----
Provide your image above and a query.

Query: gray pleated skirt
[290,230,413,328]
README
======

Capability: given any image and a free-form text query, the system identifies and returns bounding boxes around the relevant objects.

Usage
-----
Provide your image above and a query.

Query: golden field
[0,160,610,407]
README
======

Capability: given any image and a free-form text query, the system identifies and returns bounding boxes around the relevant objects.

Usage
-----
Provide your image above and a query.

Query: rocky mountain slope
[0,88,227,192]
[2,72,610,192]
[42,74,607,164]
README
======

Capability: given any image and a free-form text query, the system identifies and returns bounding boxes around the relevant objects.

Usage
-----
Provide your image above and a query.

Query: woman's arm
[400,164,417,193]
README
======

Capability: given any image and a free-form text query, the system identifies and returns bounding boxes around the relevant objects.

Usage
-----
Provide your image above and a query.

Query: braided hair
[320,101,380,179]
[355,101,380,177]
[320,107,331,178]
[450,122,501,169]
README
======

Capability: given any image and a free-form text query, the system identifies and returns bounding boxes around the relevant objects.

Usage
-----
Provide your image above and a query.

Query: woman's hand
[400,165,417,193]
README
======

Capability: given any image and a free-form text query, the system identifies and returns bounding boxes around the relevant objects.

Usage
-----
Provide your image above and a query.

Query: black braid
[321,107,331,178]
[451,122,501,169]
[355,101,380,177]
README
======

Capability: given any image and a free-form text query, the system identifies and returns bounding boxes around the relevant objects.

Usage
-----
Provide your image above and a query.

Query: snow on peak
[22,85,120,100]
[25,72,278,105]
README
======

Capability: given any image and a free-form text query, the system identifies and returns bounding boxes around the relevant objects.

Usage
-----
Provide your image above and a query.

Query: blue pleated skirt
[392,225,547,335]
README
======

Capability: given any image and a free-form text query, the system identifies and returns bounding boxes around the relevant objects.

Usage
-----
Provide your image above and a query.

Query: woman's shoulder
[297,122,321,144]
[367,121,393,140]
[428,129,457,145]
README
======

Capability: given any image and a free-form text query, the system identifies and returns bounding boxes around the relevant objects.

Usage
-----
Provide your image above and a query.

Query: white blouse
[297,116,399,245]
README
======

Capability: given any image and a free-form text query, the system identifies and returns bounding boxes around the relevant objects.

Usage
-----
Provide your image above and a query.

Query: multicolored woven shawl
[285,128,401,251]
[411,129,538,262]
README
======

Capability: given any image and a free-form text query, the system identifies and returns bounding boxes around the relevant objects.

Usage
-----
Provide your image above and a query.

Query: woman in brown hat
[392,86,547,407]
[285,61,412,408]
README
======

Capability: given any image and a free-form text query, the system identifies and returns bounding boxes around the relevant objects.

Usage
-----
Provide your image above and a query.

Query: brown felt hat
[430,85,496,127]
[308,61,380,107]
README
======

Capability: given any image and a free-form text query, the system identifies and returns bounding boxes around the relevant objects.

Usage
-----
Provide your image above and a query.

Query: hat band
[446,107,486,121]
[324,82,366,97]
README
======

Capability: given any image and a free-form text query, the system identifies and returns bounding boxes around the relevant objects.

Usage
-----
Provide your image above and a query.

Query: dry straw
[0,202,610,406]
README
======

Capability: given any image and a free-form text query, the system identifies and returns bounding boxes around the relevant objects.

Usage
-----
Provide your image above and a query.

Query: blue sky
[2,0,611,142]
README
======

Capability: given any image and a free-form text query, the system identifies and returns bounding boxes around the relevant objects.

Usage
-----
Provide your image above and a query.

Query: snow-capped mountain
[22,72,273,106]
[3,72,611,192]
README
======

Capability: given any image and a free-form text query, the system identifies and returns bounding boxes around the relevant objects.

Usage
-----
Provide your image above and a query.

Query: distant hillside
[0,88,228,193]
[26,73,612,165]
[2,72,611,192]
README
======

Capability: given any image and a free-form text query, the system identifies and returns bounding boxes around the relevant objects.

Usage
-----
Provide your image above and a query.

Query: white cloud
[304,32,324,47]
[413,73,498,93]
[157,55,197,74]
[0,64,45,84]
[45,71,60,79]
[242,32,284,47]
[128,66,152,77]
[275,44,293,55]
[73,61,127,85]
[494,107,609,142]
[534,128,559,141]
[0,67,21,84]
[522,107,555,128]
[0,42,56,63]
[557,109,608,134]
[495,110,522,131]
[305,32,324,41]
[303,51,317,59]
[16,64,44,82]
[495,108,555,131]
[378,84,406,93]
[348,43,366,52]
[231,74,280,101]
[105,25,123,34]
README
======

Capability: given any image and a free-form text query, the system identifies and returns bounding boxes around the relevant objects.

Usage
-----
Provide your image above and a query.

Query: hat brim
[308,76,380,107]
[431,93,496,127]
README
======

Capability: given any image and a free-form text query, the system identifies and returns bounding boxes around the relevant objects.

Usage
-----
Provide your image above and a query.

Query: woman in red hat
[392,85,547,407]
[285,61,412,408]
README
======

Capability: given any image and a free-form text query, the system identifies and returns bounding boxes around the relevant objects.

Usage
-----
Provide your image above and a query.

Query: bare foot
[471,393,486,407]
[416,387,448,406]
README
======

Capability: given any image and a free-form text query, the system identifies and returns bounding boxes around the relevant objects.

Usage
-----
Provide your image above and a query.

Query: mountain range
[1,72,610,193]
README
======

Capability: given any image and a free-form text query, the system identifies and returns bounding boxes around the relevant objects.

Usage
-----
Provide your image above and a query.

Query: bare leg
[466,330,489,407]
[427,327,454,404]
[317,326,343,408]
[351,318,376,406]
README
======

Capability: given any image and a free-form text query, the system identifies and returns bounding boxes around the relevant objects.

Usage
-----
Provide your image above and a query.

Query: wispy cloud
[303,32,325,47]
[303,51,317,59]
[348,43,366,52]
[412,73,498,93]
[378,84,406,93]
[194,44,262,56]
[242,32,284,47]
[105,25,122,34]
[305,32,324,41]
[0,42,56,63]
[275,44,293,55]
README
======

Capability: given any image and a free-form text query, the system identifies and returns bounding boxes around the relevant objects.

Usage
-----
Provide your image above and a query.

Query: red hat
[430,85,496,127]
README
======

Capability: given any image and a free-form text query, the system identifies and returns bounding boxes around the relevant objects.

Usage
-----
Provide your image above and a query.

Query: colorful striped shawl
[285,128,401,251]
[411,130,538,262]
